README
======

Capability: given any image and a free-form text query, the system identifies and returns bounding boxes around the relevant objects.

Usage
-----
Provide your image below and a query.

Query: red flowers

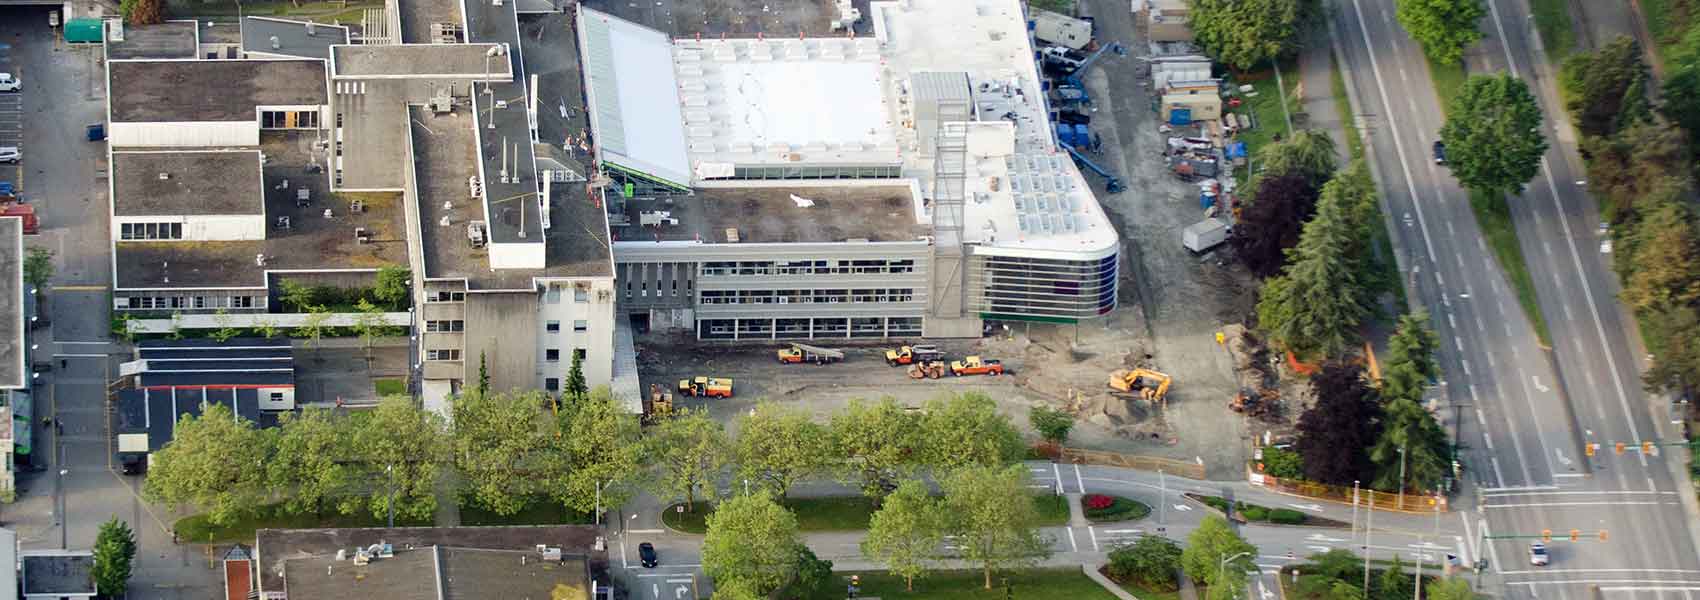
[1085,494,1114,510]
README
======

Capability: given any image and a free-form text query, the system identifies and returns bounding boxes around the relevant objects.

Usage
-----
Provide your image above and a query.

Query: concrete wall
[113,214,266,241]
[462,291,539,395]
[489,241,546,270]
[110,121,258,147]
[534,278,616,394]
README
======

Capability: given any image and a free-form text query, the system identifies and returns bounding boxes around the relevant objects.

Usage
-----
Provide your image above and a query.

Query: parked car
[1529,542,1549,566]
[1432,140,1446,164]
[638,542,658,568]
[0,73,18,92]
[0,148,18,164]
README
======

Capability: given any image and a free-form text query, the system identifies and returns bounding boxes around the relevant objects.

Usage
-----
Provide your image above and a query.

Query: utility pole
[386,464,396,529]
[1397,446,1408,509]
[1363,489,1374,597]
[1159,470,1167,527]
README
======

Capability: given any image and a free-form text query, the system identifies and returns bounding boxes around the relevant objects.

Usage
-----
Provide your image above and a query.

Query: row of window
[119,222,184,241]
[698,288,917,305]
[428,291,467,303]
[625,278,691,299]
[426,349,462,361]
[543,348,588,362]
[261,110,320,129]
[544,320,590,332]
[126,295,258,310]
[544,285,592,304]
[425,320,465,332]
[700,259,917,277]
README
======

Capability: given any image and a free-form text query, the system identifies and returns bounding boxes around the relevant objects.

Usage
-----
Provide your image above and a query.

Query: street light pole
[386,464,395,529]
[1218,551,1252,595]
[1159,470,1167,527]
[1397,446,1408,509]
[1362,489,1374,597]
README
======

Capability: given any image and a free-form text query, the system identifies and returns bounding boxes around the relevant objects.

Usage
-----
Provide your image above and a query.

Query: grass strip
[1529,0,1578,61]
[810,569,1120,600]
[664,494,1073,534]
[1467,189,1552,345]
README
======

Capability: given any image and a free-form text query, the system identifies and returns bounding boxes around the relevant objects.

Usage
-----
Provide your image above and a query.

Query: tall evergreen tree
[1380,311,1440,405]
[1295,363,1381,485]
[92,517,138,597]
[1255,173,1371,359]
[1370,398,1450,492]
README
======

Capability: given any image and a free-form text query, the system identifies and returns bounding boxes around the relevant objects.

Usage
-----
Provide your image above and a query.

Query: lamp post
[386,464,396,529]
[1218,551,1252,598]
[1397,446,1408,509]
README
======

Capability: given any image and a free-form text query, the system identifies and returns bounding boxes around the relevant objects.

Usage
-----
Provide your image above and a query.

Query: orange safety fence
[1250,470,1447,514]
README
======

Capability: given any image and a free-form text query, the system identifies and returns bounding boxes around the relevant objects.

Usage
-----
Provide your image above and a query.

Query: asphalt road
[1331,0,1700,597]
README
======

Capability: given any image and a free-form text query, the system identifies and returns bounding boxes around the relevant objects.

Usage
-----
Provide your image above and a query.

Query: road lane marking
[1482,490,1676,497]
[1067,526,1077,552]
[1346,0,1439,264]
[1074,463,1085,494]
[1461,359,1470,377]
[1052,463,1064,495]
[1088,526,1098,552]
[1484,501,1677,509]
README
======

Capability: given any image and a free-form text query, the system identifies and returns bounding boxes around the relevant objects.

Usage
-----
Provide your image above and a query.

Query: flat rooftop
[330,43,512,79]
[255,525,606,594]
[114,134,407,289]
[330,80,408,190]
[0,219,20,390]
[874,0,1118,256]
[109,59,329,123]
[578,6,691,188]
[465,0,545,248]
[411,108,612,289]
[20,553,95,597]
[112,150,263,216]
[612,185,925,244]
[283,546,590,600]
[673,37,899,170]
[243,17,350,60]
[105,20,198,60]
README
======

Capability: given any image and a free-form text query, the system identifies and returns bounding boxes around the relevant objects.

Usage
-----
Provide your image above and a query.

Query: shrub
[1261,446,1304,479]
[1239,505,1269,521]
[1268,508,1306,524]
[1085,494,1115,510]
[1106,536,1183,589]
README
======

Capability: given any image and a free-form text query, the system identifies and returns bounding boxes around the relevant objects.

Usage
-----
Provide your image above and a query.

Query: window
[573,319,588,332]
[545,349,560,362]
[261,110,319,129]
[545,378,560,391]
[573,348,586,361]
[426,349,462,361]
[545,286,561,304]
[119,222,183,241]
[269,392,285,403]
[574,286,589,302]
[545,320,561,333]
[425,320,465,332]
[193,296,207,309]
[429,291,466,302]
[231,296,255,309]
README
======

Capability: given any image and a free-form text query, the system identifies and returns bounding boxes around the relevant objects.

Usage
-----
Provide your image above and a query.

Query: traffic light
[1585,443,1596,457]
[1643,441,1655,454]
[1570,529,1581,542]
[1542,529,1552,542]
[1599,530,1609,541]
[1615,442,1627,455]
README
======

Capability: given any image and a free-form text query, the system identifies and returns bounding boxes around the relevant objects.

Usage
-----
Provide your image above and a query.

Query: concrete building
[580,0,1121,340]
[100,0,622,411]
[19,550,95,599]
[0,219,28,500]
[254,525,605,600]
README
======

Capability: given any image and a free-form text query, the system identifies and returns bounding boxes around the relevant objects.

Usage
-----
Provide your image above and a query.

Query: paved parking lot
[0,41,21,171]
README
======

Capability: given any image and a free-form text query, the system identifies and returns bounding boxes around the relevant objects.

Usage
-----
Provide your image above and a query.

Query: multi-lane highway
[1331,0,1700,596]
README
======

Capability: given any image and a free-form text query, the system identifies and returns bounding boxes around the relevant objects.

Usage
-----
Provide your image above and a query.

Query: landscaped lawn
[1640,0,1693,68]
[1083,494,1151,523]
[1425,56,1468,111]
[807,569,1119,600]
[664,495,1074,534]
[1230,60,1300,187]
[1529,0,1577,61]
[1120,579,1183,600]
[1330,54,1365,162]
[373,378,406,396]
[175,498,591,543]
[1186,493,1347,527]
[1468,188,1551,345]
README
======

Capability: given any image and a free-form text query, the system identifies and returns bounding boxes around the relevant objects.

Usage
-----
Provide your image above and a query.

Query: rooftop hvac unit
[354,227,372,243]
[305,21,316,36]
[269,35,280,50]
[255,254,267,266]
[467,221,488,248]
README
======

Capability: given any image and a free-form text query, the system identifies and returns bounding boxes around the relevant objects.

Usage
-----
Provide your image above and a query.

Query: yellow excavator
[1108,368,1173,404]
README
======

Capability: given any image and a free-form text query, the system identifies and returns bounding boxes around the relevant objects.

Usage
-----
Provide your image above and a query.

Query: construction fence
[1250,471,1447,514]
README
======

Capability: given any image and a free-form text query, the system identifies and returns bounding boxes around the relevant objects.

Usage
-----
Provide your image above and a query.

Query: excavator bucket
[1108,369,1136,392]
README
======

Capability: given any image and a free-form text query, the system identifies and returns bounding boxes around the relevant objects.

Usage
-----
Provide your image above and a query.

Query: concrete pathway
[1085,562,1142,600]
[1179,574,1203,600]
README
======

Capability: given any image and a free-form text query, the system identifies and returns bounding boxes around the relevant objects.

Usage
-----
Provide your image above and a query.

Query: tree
[1106,535,1183,590]
[292,305,331,348]
[121,0,164,24]
[1370,398,1450,492]
[1381,311,1440,406]
[1560,36,1651,138]
[143,404,273,526]
[1187,0,1321,69]
[1234,173,1320,278]
[1642,304,1700,394]
[1294,363,1381,485]
[22,246,52,289]
[645,407,732,511]
[1661,24,1700,149]
[1181,516,1256,587]
[921,392,1025,472]
[452,389,548,515]
[832,398,924,499]
[564,351,588,403]
[1257,130,1339,187]
[1622,201,1700,313]
[252,315,280,339]
[111,313,137,343]
[351,298,387,351]
[1255,174,1373,359]
[166,312,185,340]
[1426,577,1476,600]
[941,464,1051,589]
[279,279,318,313]
[1394,0,1484,65]
[342,396,449,522]
[735,402,831,499]
[702,493,804,598]
[1440,74,1548,195]
[790,545,835,598]
[373,265,411,309]
[861,480,946,591]
[1377,555,1413,600]
[476,351,490,396]
[1028,405,1074,447]
[210,309,241,343]
[1580,123,1690,226]
[269,408,354,516]
[547,387,644,515]
[92,517,137,597]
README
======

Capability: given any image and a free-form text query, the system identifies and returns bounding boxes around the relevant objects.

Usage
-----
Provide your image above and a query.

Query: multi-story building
[0,218,31,497]
[579,0,1121,340]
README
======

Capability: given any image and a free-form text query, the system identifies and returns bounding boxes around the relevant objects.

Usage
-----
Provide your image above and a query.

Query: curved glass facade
[966,252,1117,322]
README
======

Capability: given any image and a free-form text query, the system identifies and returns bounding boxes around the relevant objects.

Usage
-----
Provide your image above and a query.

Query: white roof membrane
[578,7,692,187]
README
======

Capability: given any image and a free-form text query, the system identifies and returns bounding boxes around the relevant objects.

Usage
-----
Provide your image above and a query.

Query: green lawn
[1186,494,1346,527]
[1120,579,1183,600]
[1468,188,1553,346]
[1425,56,1468,113]
[175,498,590,544]
[664,495,1074,534]
[1529,0,1578,61]
[1330,54,1365,162]
[373,378,406,396]
[1640,0,1692,68]
[1231,60,1300,187]
[808,569,1119,600]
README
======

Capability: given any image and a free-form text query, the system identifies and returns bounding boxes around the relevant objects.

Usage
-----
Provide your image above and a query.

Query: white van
[0,73,18,92]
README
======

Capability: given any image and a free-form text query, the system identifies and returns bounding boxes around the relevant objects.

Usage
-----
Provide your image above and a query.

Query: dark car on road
[638,542,658,568]
[1433,140,1447,164]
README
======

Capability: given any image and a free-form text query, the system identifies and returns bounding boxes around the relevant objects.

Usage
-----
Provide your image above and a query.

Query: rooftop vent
[270,35,280,50]
[157,172,170,180]
[255,254,266,266]
[305,21,316,37]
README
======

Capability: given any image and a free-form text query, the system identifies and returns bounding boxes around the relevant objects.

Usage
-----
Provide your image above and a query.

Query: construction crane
[1061,142,1126,193]
[1050,41,1125,107]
